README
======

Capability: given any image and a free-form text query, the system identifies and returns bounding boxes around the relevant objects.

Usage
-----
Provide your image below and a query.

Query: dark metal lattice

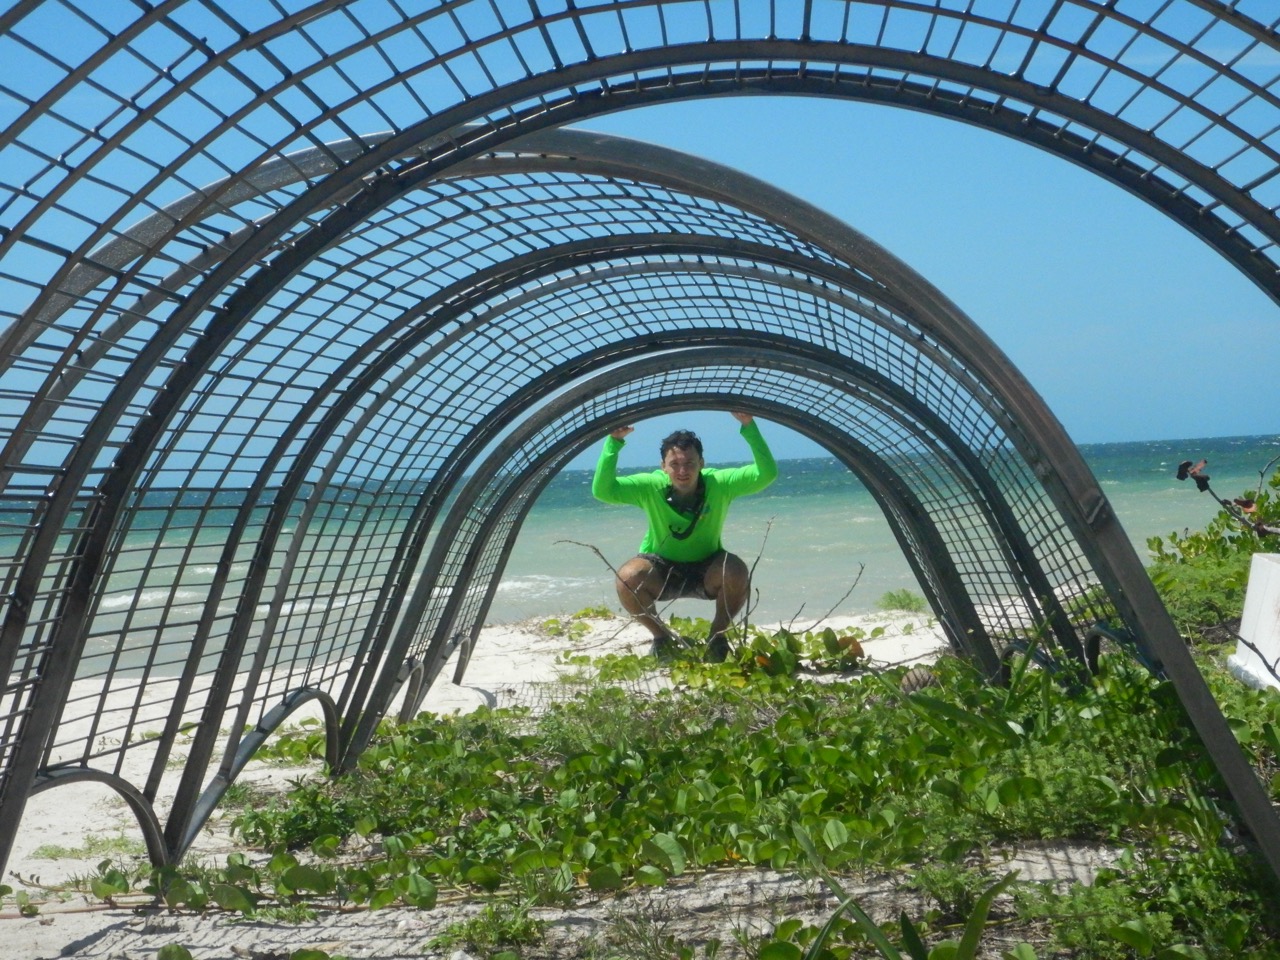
[3,1,1280,881]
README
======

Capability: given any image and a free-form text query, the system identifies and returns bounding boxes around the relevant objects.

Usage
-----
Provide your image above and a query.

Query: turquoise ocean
[4,435,1277,665]
[492,435,1280,625]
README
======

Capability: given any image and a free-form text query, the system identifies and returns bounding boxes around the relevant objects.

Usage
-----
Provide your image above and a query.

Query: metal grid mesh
[3,1,1279,877]
[406,352,1082,686]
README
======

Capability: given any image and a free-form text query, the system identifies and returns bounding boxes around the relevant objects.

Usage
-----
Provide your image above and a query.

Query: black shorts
[640,550,728,602]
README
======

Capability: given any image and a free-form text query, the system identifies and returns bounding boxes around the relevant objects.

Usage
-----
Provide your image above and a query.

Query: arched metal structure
[2,2,1279,881]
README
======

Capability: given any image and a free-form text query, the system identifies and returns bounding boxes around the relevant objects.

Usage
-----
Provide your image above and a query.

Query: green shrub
[877,588,929,614]
[1148,466,1279,634]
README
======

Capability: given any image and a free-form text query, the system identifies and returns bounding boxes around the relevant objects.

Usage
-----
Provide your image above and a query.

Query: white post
[1228,553,1280,691]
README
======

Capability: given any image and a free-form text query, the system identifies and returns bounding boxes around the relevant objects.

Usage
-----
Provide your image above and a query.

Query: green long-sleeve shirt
[591,421,778,562]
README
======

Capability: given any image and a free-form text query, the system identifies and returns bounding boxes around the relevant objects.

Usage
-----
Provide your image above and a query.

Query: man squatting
[591,412,778,661]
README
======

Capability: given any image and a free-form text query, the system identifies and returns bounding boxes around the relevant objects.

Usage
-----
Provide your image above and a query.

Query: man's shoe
[705,632,730,663]
[650,634,679,659]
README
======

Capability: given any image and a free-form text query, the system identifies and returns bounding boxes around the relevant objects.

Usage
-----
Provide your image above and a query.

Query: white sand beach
[2,612,965,959]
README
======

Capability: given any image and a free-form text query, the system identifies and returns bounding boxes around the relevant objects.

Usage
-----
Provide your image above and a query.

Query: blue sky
[566,95,1280,467]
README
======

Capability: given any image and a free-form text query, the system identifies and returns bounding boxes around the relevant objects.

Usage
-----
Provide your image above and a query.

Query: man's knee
[616,556,659,597]
[704,551,749,596]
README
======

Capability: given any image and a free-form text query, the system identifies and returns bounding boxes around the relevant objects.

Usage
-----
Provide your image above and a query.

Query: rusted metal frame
[395,659,428,724]
[0,1,346,155]
[817,172,1280,883]
[612,45,1280,263]
[174,686,340,862]
[5,30,1269,583]
[675,333,1076,669]
[442,396,983,689]
[2,11,1280,870]
[28,766,169,869]
[404,344,998,698]
[374,323,1023,720]
[601,17,1280,198]
[5,9,1278,373]
[327,335,773,758]
[0,135,391,385]
[326,330,746,764]
[441,380,995,688]
[898,0,1280,141]
[583,345,1280,878]
[0,180,410,872]
[242,254,787,733]
[224,243,821,766]
[0,60,1039,798]
[135,174,476,854]
[0,90,607,872]
[0,80,678,673]
[841,70,1280,296]
[486,101,1141,670]
[727,348,1056,671]
[0,2,360,353]
[501,54,1280,300]
[155,496,304,852]
[442,65,1280,308]
[462,131,1089,660]
[290,230,907,667]
[451,413,980,687]
[266,249,752,727]
[1178,1,1279,45]
[310,239,875,760]
[0,0,45,35]
[117,193,1059,803]
[1007,0,1066,81]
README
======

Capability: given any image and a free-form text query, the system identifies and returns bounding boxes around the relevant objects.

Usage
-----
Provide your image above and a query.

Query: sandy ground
[2,611,1050,959]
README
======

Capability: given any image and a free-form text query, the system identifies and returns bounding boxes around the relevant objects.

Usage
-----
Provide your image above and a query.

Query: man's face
[662,446,703,496]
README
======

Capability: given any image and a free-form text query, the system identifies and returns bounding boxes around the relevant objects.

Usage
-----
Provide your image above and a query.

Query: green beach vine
[34,619,1279,959]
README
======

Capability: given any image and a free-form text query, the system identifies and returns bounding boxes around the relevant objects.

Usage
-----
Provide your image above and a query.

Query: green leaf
[90,874,129,901]
[643,833,687,875]
[281,864,334,895]
[368,888,397,910]
[997,776,1043,806]
[393,872,437,908]
[464,864,502,891]
[210,883,257,914]
[932,779,961,802]
[1002,944,1039,960]
[157,946,194,960]
[817,894,901,960]
[634,864,667,886]
[821,818,849,850]
[900,912,930,960]
[908,694,1020,748]
[289,951,334,960]
[90,864,130,900]
[775,918,804,940]
[310,834,341,858]
[587,865,623,891]
[757,942,803,960]
[980,787,1001,815]
[511,847,560,875]
[955,872,1018,960]
[1109,919,1154,954]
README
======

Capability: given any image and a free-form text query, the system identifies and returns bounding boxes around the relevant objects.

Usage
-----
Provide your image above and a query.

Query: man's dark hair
[660,429,703,461]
